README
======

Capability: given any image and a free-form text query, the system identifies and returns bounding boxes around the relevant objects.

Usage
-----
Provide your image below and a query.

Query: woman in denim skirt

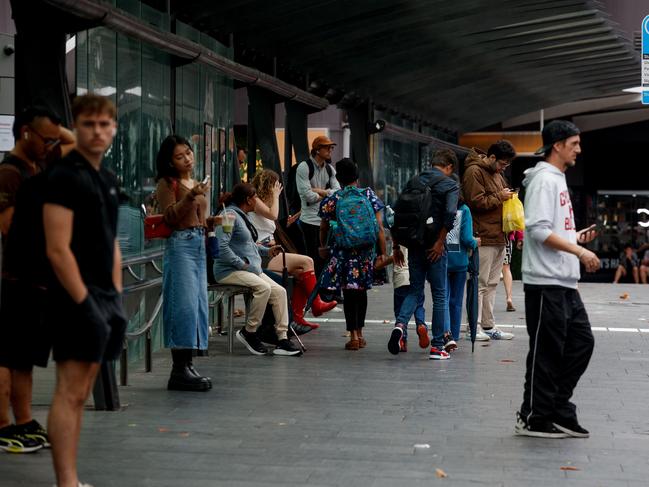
[155,135,212,392]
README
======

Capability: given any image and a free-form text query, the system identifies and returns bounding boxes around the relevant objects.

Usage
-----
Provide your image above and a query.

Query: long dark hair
[155,135,193,181]
[219,183,256,208]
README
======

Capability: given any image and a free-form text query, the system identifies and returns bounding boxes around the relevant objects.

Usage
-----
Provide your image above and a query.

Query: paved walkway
[5,282,649,486]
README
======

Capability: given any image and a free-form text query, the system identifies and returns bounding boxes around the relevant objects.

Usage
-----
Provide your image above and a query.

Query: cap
[311,135,336,151]
[535,120,580,156]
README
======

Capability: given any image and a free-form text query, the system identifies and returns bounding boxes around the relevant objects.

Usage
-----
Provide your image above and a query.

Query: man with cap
[515,120,599,439]
[296,135,341,275]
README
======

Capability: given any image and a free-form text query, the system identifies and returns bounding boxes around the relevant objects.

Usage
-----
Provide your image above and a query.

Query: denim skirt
[162,228,208,350]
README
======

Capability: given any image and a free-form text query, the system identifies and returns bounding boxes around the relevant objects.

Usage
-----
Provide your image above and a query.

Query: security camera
[3,45,14,56]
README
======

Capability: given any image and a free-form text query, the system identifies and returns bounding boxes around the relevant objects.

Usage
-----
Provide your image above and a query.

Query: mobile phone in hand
[201,175,211,185]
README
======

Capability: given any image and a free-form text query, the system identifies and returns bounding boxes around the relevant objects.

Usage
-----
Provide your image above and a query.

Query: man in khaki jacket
[462,140,516,340]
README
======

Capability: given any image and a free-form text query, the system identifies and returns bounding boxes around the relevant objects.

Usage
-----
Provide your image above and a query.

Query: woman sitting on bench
[213,183,302,357]
[248,169,337,329]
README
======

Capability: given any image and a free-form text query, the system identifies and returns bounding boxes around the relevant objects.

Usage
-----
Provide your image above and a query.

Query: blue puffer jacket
[212,205,269,281]
[446,203,479,272]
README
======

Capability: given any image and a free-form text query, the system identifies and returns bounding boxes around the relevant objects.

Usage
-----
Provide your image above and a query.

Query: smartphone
[201,175,211,185]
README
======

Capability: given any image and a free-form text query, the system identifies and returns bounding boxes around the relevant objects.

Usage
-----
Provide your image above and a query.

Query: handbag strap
[230,206,259,243]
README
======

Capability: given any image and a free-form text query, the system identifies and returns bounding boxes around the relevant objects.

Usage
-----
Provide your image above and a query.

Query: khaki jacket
[462,150,507,246]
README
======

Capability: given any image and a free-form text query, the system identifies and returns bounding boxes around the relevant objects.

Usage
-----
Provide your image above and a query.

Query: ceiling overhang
[173,0,640,132]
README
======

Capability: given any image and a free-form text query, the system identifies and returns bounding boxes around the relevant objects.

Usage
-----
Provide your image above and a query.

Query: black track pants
[520,285,594,426]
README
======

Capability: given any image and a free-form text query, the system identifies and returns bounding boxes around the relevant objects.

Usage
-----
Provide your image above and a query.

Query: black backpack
[392,173,446,249]
[3,168,51,287]
[285,159,333,215]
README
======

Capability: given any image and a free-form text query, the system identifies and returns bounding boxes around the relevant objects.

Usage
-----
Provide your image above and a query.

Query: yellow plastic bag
[502,193,525,232]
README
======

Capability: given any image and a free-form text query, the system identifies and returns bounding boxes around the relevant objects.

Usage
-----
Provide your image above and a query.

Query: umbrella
[280,249,306,352]
[304,225,336,313]
[466,248,479,352]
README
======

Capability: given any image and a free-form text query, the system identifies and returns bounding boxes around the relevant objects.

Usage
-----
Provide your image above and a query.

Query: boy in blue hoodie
[445,175,480,347]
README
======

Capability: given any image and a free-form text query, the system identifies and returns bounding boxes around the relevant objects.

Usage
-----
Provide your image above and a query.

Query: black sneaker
[0,424,43,453]
[553,418,590,438]
[443,332,458,352]
[236,328,268,355]
[256,324,280,345]
[514,412,568,439]
[273,339,303,356]
[17,420,50,448]
[387,325,403,355]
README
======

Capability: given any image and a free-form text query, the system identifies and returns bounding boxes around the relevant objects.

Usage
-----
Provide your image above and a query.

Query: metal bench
[208,283,253,353]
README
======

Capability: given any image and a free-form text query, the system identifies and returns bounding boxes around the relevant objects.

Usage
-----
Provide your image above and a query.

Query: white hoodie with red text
[521,162,579,289]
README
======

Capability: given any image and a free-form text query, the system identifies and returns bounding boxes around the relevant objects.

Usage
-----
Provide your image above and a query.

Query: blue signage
[643,16,649,104]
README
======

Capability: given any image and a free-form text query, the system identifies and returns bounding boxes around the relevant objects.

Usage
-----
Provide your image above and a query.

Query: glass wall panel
[75,3,234,363]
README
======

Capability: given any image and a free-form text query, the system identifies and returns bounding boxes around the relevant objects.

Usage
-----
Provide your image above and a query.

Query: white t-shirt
[247,211,276,243]
[392,245,410,288]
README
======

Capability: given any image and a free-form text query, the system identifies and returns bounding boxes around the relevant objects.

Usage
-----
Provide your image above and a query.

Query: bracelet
[577,248,586,259]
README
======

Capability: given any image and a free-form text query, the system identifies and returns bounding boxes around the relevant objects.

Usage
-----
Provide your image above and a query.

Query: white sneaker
[53,483,94,487]
[466,325,491,341]
[483,327,514,340]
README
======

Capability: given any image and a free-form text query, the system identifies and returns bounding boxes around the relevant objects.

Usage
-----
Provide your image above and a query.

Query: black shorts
[49,287,127,363]
[0,279,51,370]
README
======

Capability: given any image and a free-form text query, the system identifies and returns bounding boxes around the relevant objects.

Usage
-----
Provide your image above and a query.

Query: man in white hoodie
[515,120,600,439]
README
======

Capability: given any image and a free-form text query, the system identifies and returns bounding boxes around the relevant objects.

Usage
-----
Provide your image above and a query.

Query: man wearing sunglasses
[0,106,75,454]
[462,140,516,341]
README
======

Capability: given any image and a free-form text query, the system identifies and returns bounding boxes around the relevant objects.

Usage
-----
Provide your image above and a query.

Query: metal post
[93,361,121,411]
[227,295,235,353]
[247,103,256,182]
[145,329,152,373]
[119,345,128,386]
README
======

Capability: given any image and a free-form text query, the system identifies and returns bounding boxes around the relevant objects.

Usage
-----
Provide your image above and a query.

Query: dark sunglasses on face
[28,126,60,149]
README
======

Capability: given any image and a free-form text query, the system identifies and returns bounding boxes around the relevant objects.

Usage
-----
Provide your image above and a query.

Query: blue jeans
[393,285,425,341]
[162,228,209,350]
[395,248,448,348]
[445,271,467,341]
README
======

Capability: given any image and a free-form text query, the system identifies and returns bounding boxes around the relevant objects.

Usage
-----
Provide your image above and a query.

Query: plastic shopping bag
[502,193,525,232]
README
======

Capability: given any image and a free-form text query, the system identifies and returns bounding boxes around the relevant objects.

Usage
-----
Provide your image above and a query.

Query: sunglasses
[29,126,60,149]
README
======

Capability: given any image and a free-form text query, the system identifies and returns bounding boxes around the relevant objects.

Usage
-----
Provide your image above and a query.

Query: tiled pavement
[4,282,649,486]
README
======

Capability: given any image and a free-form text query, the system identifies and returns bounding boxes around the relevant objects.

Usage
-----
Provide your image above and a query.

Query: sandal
[345,339,360,351]
[506,302,516,312]
[358,337,367,348]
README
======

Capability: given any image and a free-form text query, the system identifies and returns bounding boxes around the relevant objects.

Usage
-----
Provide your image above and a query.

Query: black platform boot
[187,361,212,389]
[167,349,210,392]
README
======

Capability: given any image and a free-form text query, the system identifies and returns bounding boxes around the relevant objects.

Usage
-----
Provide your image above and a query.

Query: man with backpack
[390,149,459,360]
[293,136,340,275]
[0,106,75,453]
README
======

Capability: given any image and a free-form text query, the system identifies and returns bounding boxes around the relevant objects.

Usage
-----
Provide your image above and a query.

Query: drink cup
[222,211,235,233]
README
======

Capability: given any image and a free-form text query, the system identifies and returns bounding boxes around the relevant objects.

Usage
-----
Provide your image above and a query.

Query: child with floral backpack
[318,158,388,350]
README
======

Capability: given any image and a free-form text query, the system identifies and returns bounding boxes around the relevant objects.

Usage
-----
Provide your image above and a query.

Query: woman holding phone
[248,169,337,330]
[155,135,214,392]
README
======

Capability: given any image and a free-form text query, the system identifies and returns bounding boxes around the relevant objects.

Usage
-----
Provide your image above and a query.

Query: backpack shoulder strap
[305,159,315,180]
[325,162,333,179]
[425,172,447,190]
